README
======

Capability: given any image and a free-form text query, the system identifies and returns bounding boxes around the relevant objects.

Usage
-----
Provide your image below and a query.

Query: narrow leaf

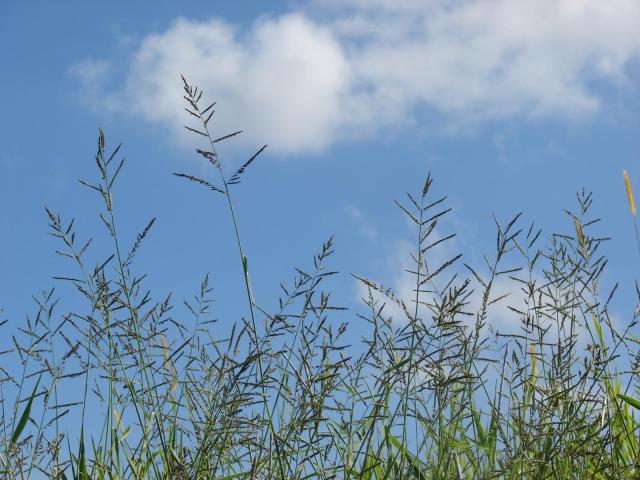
[11,375,41,445]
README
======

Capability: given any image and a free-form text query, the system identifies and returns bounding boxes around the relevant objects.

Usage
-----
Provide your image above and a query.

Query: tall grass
[1,76,640,479]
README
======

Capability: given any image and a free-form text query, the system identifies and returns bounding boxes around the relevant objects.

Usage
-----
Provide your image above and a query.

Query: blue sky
[1,0,640,358]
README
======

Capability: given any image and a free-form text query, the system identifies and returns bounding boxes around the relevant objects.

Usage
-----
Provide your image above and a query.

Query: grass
[1,76,640,478]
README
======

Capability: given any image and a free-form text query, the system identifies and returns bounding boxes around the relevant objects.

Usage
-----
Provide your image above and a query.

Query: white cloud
[74,14,352,154]
[345,205,379,240]
[342,0,640,125]
[69,59,121,111]
[72,0,640,154]
[352,217,565,338]
[355,232,464,326]
[354,234,590,346]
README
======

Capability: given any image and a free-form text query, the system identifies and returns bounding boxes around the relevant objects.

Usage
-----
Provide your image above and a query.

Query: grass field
[2,77,640,479]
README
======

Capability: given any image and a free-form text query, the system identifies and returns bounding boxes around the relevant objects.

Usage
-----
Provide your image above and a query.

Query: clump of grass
[1,76,640,479]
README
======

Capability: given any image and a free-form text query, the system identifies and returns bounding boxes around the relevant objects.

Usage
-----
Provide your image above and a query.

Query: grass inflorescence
[1,76,640,479]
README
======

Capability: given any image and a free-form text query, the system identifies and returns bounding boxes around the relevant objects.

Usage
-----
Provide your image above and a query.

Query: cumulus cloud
[122,14,352,154]
[340,0,640,124]
[72,0,640,154]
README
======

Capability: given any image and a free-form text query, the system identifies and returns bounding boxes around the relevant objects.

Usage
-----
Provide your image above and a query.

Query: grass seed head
[624,169,637,215]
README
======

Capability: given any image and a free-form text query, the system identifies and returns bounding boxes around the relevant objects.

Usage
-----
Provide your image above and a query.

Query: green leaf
[472,406,486,446]
[78,425,88,480]
[11,375,41,446]
[387,432,428,479]
[384,356,410,375]
[618,393,640,411]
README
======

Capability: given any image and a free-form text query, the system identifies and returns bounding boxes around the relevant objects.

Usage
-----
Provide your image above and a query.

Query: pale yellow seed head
[574,218,585,247]
[530,344,537,377]
[161,334,169,362]
[624,170,637,216]
[161,334,178,392]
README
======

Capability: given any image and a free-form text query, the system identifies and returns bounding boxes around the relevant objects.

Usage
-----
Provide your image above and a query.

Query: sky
[1,0,640,370]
